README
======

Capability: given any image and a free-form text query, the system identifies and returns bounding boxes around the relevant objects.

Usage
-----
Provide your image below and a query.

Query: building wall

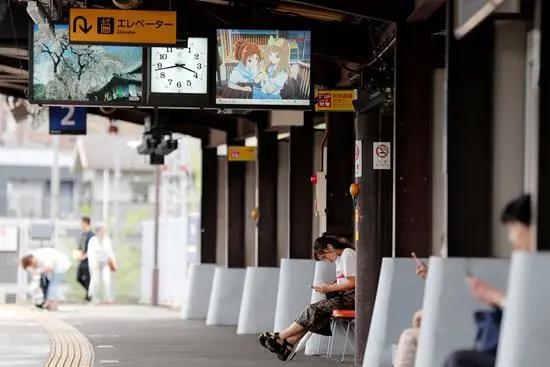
[277,141,289,265]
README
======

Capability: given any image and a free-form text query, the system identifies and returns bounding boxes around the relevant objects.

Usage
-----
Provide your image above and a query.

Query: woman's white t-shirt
[335,248,356,285]
[32,247,71,274]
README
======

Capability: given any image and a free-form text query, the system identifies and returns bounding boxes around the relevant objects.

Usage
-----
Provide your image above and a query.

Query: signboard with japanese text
[355,140,363,178]
[49,107,87,135]
[315,89,357,112]
[227,146,256,162]
[69,8,177,45]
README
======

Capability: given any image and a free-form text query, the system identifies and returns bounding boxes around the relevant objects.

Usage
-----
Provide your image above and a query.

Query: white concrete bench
[273,259,316,331]
[237,267,280,334]
[497,252,550,367]
[363,257,427,367]
[181,264,217,320]
[206,267,246,326]
[415,257,510,367]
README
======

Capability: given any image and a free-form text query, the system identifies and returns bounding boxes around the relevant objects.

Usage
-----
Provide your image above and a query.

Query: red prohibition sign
[376,144,389,158]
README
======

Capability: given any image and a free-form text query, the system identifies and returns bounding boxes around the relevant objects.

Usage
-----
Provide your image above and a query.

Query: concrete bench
[415,257,510,367]
[363,257,426,367]
[237,267,280,334]
[273,258,316,331]
[206,267,246,326]
[496,252,550,367]
[180,263,217,320]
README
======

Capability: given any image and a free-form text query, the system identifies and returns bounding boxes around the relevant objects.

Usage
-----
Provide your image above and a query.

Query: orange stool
[327,309,356,362]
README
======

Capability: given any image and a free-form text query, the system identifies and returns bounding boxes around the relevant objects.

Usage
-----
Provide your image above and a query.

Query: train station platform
[0,305,342,367]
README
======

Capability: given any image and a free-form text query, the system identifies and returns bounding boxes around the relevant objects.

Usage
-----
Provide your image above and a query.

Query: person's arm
[467,277,506,308]
[314,276,355,293]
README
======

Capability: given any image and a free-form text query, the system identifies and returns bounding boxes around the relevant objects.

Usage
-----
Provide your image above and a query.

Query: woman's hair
[233,39,261,64]
[313,233,353,260]
[21,254,34,268]
[261,38,290,75]
[501,194,531,226]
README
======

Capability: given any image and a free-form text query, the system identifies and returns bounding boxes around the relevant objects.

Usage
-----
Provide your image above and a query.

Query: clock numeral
[197,63,202,69]
[188,47,191,53]
[187,80,192,86]
[166,47,173,53]
[194,53,199,60]
[160,54,168,60]
[157,62,162,69]
[177,81,182,88]
[194,73,198,79]
[160,72,165,78]
[168,79,173,85]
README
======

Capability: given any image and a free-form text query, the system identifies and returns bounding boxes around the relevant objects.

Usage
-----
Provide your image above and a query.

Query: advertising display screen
[31,24,143,105]
[216,29,311,107]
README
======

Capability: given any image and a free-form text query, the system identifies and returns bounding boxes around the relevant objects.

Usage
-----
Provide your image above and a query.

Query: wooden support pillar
[256,124,278,266]
[354,108,394,364]
[446,0,494,257]
[289,115,314,259]
[536,0,550,249]
[200,145,218,264]
[394,21,433,257]
[326,112,355,236]
[227,135,246,268]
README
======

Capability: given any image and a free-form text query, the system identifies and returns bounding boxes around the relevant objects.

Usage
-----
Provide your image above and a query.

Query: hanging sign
[49,106,87,135]
[69,8,177,45]
[355,140,363,178]
[227,146,256,162]
[373,142,391,170]
[315,89,357,112]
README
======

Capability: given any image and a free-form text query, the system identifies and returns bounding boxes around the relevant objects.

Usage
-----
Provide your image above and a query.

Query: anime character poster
[31,24,143,105]
[216,29,311,107]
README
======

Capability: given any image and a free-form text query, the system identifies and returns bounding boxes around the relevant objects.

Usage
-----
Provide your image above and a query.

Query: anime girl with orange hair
[253,37,291,100]
[226,39,262,96]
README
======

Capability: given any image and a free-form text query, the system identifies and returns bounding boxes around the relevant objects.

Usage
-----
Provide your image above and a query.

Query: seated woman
[258,234,356,361]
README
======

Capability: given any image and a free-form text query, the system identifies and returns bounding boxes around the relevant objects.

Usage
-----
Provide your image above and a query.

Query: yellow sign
[69,8,177,45]
[227,146,256,162]
[315,89,357,112]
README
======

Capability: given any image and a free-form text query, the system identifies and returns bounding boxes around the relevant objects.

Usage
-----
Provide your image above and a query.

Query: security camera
[136,135,157,155]
[155,137,178,156]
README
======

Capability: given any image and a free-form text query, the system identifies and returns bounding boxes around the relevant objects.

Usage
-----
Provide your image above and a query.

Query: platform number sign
[49,107,87,135]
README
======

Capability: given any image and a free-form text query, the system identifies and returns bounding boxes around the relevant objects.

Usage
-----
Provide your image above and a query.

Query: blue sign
[49,107,87,135]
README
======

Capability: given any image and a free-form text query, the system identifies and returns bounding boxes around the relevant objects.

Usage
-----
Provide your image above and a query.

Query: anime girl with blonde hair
[253,37,291,100]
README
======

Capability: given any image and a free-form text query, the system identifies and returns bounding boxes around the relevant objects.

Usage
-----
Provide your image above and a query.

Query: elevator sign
[373,142,391,170]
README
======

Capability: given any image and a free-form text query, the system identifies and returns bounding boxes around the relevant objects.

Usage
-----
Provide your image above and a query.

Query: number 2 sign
[49,107,87,135]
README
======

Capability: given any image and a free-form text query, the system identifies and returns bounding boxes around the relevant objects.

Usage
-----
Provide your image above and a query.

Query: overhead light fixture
[245,137,257,147]
[275,3,345,22]
[277,132,290,140]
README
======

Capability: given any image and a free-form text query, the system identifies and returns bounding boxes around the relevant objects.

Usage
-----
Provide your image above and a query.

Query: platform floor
[2,304,352,366]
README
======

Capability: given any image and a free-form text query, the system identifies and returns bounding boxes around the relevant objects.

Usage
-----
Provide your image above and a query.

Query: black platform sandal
[258,332,277,349]
[266,337,294,361]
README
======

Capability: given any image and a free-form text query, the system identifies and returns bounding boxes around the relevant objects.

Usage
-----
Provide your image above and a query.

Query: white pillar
[102,169,110,224]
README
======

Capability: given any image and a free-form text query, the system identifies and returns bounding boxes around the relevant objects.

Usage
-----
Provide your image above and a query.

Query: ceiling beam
[0,47,28,60]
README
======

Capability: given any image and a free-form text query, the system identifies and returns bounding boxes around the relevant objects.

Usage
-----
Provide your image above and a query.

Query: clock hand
[176,63,198,76]
[154,64,179,71]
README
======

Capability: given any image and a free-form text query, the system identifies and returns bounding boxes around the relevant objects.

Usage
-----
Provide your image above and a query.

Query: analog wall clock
[150,37,208,95]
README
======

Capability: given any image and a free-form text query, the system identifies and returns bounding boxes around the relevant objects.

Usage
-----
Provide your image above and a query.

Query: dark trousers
[77,260,90,292]
[445,350,496,367]
[39,274,49,304]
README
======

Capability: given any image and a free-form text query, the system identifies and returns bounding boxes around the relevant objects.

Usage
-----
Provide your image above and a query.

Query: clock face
[150,38,208,94]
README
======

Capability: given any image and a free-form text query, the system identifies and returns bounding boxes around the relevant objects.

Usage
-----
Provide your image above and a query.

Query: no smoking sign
[373,142,391,170]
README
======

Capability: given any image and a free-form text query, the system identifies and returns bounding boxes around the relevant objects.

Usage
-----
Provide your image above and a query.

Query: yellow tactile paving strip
[9,306,94,367]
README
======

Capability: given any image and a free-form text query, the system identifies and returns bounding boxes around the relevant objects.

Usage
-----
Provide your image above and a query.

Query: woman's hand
[467,276,506,307]
[412,309,423,328]
[312,283,333,294]
[415,262,428,280]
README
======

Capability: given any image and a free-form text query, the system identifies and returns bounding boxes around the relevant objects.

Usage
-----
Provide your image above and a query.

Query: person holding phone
[258,233,356,361]
[394,253,429,367]
[445,195,532,367]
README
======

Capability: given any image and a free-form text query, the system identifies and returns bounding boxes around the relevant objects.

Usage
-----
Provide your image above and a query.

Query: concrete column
[200,146,218,264]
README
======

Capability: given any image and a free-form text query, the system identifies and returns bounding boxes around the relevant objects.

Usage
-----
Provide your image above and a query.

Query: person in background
[445,194,532,367]
[393,257,428,367]
[259,233,356,361]
[21,247,71,311]
[87,226,117,303]
[76,216,94,302]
